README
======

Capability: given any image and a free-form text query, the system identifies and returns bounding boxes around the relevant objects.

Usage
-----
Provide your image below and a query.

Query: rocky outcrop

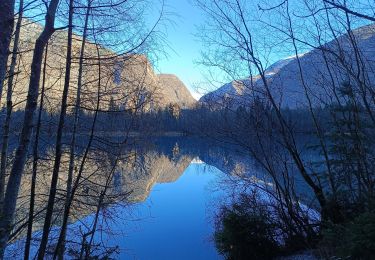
[3,20,194,112]
[157,74,197,108]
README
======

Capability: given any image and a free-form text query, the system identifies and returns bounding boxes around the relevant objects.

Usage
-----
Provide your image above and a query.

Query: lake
[5,136,317,259]
[7,137,269,259]
[107,162,224,259]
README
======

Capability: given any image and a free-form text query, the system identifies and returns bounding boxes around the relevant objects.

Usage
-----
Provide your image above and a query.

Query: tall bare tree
[0,0,15,101]
[0,0,60,257]
[24,42,49,260]
[37,0,75,257]
[55,0,92,257]
[0,0,24,207]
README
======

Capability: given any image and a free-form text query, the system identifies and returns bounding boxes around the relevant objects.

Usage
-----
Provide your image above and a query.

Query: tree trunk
[24,42,49,260]
[37,0,74,258]
[55,1,91,258]
[0,0,24,208]
[0,0,60,257]
[0,0,15,102]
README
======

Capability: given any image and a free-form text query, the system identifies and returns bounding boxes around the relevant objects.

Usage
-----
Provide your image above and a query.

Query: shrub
[214,195,281,260]
[320,212,375,259]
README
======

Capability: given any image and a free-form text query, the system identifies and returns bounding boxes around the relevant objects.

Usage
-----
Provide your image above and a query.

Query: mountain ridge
[200,23,375,109]
[4,19,195,111]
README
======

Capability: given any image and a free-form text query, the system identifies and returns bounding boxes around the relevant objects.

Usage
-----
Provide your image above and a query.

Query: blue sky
[21,0,207,99]
[150,0,206,100]
[22,0,372,100]
[151,0,374,98]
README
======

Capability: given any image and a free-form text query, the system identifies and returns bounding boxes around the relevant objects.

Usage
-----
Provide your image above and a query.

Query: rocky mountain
[4,20,194,112]
[200,23,375,109]
[199,79,249,108]
[157,74,197,108]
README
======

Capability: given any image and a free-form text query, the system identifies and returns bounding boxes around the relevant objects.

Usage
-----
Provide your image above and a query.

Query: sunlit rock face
[157,74,197,109]
[199,79,250,109]
[200,23,375,109]
[3,20,194,112]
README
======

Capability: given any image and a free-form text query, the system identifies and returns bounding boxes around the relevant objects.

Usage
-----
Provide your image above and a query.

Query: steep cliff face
[3,20,194,111]
[200,23,375,109]
[157,74,197,108]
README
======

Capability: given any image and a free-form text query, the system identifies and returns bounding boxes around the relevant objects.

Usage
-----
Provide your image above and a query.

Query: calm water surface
[113,163,224,259]
[7,137,313,259]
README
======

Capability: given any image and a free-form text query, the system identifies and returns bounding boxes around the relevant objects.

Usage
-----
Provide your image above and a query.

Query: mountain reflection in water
[6,137,313,259]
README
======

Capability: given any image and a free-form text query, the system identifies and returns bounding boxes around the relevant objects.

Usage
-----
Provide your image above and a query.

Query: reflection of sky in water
[103,163,224,260]
[5,137,317,259]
